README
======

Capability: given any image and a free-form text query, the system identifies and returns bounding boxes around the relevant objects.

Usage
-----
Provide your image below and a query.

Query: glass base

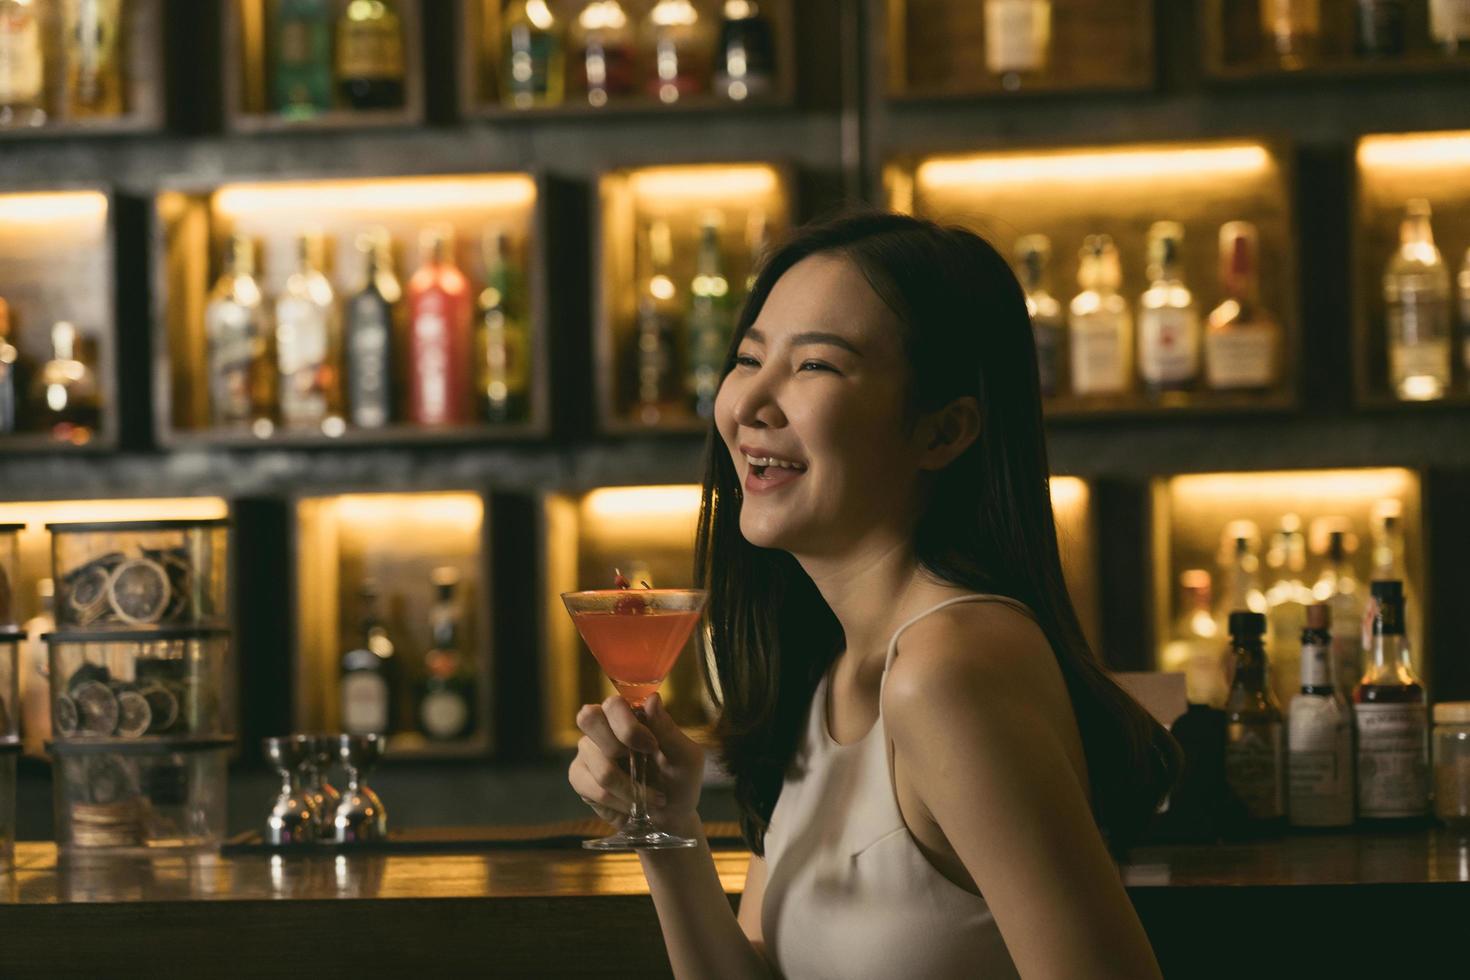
[582,816,698,851]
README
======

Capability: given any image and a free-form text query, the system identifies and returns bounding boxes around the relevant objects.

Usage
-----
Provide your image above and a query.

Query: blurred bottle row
[0,311,101,444]
[1381,198,1470,401]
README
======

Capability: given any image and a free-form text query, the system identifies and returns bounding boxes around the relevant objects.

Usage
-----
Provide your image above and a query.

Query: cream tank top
[760,594,1029,980]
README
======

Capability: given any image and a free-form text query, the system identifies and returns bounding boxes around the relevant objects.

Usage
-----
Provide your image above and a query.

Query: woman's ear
[916,396,982,471]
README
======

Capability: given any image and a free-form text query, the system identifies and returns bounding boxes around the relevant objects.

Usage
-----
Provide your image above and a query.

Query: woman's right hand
[568,692,706,834]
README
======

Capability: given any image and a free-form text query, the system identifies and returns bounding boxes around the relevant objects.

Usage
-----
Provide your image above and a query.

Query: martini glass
[561,587,707,850]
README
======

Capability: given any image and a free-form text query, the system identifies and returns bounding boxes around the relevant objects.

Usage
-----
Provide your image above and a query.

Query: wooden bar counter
[1,828,1468,978]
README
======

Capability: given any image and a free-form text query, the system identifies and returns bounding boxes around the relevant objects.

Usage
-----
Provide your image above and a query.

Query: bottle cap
[1433,702,1470,725]
[1228,610,1266,637]
[1305,603,1330,631]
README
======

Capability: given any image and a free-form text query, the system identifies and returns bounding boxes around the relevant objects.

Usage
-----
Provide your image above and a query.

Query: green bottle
[272,0,334,118]
[478,229,531,424]
[501,0,565,109]
[686,213,734,420]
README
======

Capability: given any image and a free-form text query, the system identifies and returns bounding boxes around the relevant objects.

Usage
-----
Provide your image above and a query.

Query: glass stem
[628,748,652,825]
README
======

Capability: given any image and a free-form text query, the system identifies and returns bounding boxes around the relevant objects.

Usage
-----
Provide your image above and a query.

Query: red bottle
[407,227,474,425]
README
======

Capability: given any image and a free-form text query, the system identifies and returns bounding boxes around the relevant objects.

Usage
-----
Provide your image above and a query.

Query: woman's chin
[739,514,794,552]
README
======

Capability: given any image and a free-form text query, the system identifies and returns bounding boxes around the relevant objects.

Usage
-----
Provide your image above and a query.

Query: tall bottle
[0,297,18,433]
[1160,569,1226,708]
[571,1,636,107]
[1137,221,1201,397]
[1430,0,1470,55]
[1260,0,1319,69]
[1385,199,1452,401]
[1015,234,1064,399]
[1355,0,1407,58]
[340,581,397,736]
[336,0,405,109]
[271,0,334,117]
[416,567,476,741]
[407,226,474,426]
[64,0,125,119]
[344,228,400,430]
[643,0,713,104]
[1313,528,1363,700]
[1288,604,1355,828]
[1223,611,1285,828]
[1264,513,1312,707]
[1217,524,1269,646]
[1353,580,1429,821]
[275,230,340,431]
[687,213,734,420]
[983,0,1052,82]
[502,0,565,109]
[31,321,100,444]
[633,219,682,425]
[477,228,531,424]
[1369,501,1416,650]
[1067,234,1131,397]
[206,234,275,433]
[1206,221,1279,392]
[0,0,45,127]
[715,0,777,101]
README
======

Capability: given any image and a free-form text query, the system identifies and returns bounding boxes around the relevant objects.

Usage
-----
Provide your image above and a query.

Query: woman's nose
[727,369,786,430]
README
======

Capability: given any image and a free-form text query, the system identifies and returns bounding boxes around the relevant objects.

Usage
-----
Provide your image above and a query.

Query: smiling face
[714,253,929,557]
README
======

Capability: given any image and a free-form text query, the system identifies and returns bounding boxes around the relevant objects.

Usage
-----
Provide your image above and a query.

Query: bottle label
[507,26,557,99]
[342,671,389,734]
[984,0,1049,74]
[0,8,44,103]
[1355,701,1429,817]
[1205,323,1276,389]
[483,310,530,406]
[349,298,391,428]
[1225,721,1284,819]
[338,18,404,80]
[1138,307,1200,385]
[1069,316,1127,395]
[208,303,260,426]
[1299,640,1332,689]
[276,298,331,426]
[420,688,468,740]
[1288,699,1354,825]
[1430,0,1470,41]
[412,308,450,424]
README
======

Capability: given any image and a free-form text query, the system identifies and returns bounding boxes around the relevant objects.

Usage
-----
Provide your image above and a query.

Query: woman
[569,212,1180,978]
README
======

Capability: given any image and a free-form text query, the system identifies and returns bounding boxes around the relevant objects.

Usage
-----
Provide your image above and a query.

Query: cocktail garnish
[612,569,647,614]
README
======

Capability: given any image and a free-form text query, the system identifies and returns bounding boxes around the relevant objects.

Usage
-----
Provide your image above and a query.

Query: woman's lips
[745,465,805,494]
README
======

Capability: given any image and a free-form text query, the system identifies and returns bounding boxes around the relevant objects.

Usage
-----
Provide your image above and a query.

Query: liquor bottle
[275,230,340,431]
[0,297,17,433]
[1355,0,1407,58]
[271,0,334,117]
[205,234,275,433]
[335,0,405,109]
[1137,221,1201,398]
[1369,501,1416,650]
[64,0,125,119]
[1353,580,1429,821]
[1160,569,1226,708]
[502,0,565,109]
[416,567,476,741]
[30,321,100,444]
[715,0,776,101]
[1014,234,1065,398]
[0,0,45,127]
[478,228,530,424]
[340,581,398,735]
[687,213,734,420]
[1223,611,1285,828]
[344,228,400,430]
[1384,199,1451,402]
[1264,513,1312,707]
[1205,221,1279,392]
[643,0,713,104]
[1067,234,1131,397]
[1260,0,1319,69]
[1313,528,1363,700]
[744,209,771,297]
[633,219,682,425]
[407,226,474,426]
[1430,0,1470,55]
[983,0,1052,82]
[1216,525,1269,657]
[572,1,636,107]
[1287,604,1354,828]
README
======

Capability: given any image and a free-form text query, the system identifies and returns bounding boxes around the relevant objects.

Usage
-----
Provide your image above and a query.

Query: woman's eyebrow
[744,328,863,357]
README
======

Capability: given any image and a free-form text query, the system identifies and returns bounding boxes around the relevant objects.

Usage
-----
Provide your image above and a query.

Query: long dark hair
[694,211,1181,859]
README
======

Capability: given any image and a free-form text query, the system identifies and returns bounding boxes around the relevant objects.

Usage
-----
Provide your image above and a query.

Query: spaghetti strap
[879,593,1034,691]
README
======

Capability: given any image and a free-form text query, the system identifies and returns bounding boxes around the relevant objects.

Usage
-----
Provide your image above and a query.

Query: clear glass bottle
[416,567,476,741]
[206,234,275,434]
[30,321,100,444]
[1067,234,1131,397]
[1206,221,1279,392]
[344,228,401,430]
[1015,234,1065,399]
[502,0,565,109]
[1137,221,1201,397]
[571,1,636,107]
[1264,513,1312,707]
[634,219,682,425]
[1355,0,1407,58]
[477,228,530,424]
[1369,500,1417,654]
[1431,0,1470,55]
[407,226,474,426]
[1217,523,1269,654]
[715,0,777,101]
[1353,579,1429,821]
[642,0,713,104]
[64,0,126,119]
[1160,569,1226,707]
[1313,527,1363,700]
[276,230,339,431]
[1385,199,1452,402]
[0,298,17,434]
[1224,611,1285,827]
[983,0,1052,83]
[0,0,45,127]
[1260,0,1319,69]
[335,0,405,109]
[340,581,397,736]
[271,0,334,117]
[1287,604,1354,828]
[686,212,734,420]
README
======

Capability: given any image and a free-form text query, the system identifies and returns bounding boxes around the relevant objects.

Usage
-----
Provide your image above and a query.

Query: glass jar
[0,523,20,628]
[1432,701,1470,832]
[48,519,229,631]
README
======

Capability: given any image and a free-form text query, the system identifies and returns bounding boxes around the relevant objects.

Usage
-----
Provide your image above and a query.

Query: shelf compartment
[153,172,549,446]
[594,161,794,434]
[1353,130,1470,408]
[884,0,1155,101]
[886,139,1299,419]
[292,491,493,759]
[224,0,426,133]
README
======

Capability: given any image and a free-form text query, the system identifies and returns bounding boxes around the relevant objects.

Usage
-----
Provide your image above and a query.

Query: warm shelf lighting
[1358,132,1470,170]
[628,166,779,201]
[329,492,483,529]
[916,144,1272,189]
[0,191,108,224]
[0,497,228,529]
[1166,468,1415,504]
[1050,476,1087,511]
[583,485,702,522]
[214,176,538,218]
